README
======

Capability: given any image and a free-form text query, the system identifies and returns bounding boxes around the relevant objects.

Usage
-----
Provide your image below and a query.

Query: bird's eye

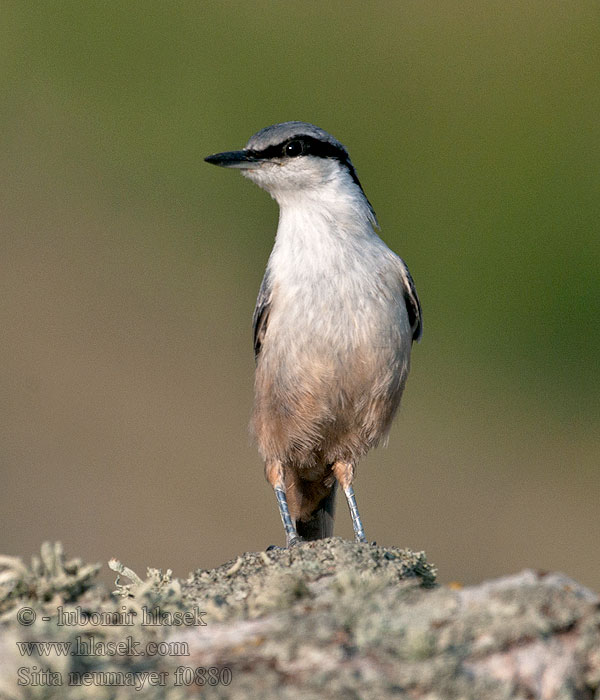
[285,140,303,157]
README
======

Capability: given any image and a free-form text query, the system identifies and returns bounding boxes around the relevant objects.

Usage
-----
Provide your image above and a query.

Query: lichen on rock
[0,539,598,699]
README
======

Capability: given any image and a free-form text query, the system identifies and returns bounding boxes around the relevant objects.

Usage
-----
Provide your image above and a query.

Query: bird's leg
[265,460,302,547]
[332,461,367,543]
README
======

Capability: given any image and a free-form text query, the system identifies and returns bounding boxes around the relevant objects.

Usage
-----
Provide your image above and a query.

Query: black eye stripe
[247,135,348,162]
[246,134,373,215]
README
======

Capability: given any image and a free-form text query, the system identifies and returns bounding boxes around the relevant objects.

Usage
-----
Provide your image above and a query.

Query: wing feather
[252,271,272,359]
[397,259,422,342]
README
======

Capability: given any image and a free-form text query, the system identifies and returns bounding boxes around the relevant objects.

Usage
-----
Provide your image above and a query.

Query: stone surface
[0,539,598,699]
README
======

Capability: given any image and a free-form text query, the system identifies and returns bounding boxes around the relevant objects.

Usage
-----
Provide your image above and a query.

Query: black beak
[204,150,259,169]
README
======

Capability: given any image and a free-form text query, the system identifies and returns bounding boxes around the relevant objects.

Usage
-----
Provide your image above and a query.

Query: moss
[1,541,598,700]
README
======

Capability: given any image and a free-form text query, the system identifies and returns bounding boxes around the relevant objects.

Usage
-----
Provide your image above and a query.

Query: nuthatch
[206,122,422,546]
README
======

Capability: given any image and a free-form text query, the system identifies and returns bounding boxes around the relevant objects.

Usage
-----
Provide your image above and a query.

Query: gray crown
[245,121,348,154]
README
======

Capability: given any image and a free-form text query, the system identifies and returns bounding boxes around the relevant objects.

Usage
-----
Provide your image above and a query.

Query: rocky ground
[0,539,599,699]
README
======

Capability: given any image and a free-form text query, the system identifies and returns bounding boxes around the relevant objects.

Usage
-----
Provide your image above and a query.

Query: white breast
[265,193,411,361]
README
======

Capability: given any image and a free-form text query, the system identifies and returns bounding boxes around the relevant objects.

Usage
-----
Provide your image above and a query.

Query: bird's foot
[286,535,304,548]
[266,535,304,550]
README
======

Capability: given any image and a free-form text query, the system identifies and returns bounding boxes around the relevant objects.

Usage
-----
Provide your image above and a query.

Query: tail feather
[296,482,337,540]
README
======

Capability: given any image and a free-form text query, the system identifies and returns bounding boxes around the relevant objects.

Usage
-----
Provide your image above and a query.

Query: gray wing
[398,259,423,342]
[252,270,272,359]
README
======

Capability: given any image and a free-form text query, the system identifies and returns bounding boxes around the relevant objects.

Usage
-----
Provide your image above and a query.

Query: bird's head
[205,121,375,218]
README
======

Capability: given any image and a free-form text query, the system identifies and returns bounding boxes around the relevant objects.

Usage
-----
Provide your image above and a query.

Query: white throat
[275,171,376,258]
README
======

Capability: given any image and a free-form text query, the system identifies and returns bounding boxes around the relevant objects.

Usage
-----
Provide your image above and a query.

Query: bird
[205,121,422,547]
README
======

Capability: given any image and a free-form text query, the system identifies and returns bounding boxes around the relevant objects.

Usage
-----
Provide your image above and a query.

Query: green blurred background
[1,1,598,589]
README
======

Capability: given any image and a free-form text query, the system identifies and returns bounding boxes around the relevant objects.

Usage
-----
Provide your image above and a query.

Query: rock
[0,539,598,699]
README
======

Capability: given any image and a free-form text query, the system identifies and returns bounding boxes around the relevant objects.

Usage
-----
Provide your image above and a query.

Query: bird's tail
[296,481,337,540]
